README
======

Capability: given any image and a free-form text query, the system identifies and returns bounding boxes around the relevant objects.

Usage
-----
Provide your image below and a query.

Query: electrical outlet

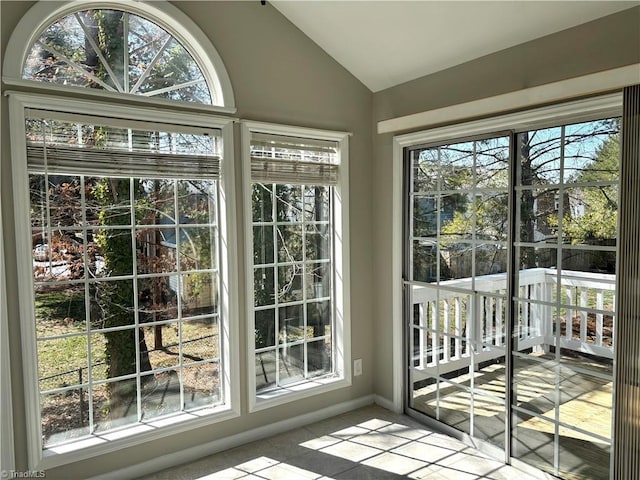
[354,358,363,376]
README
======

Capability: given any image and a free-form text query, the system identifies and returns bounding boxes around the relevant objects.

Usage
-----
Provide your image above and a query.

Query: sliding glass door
[405,117,619,479]
[407,134,511,450]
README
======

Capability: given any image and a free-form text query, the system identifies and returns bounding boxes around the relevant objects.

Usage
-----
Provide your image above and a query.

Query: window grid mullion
[273,184,280,387]
[81,175,95,435]
[130,178,143,423]
[174,179,185,412]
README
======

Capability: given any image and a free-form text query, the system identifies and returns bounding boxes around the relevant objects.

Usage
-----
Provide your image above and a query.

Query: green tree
[561,134,619,244]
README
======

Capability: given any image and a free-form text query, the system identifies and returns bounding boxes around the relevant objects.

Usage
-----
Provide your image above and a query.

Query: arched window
[3,0,235,110]
[4,1,238,469]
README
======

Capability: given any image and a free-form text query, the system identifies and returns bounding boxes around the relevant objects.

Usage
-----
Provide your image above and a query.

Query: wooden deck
[412,353,613,480]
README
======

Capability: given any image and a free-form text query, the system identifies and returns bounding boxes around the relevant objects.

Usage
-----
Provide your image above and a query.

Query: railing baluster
[596,290,604,347]
[455,297,462,358]
[418,302,425,368]
[443,299,451,363]
[580,287,588,343]
[523,287,530,339]
[566,286,574,341]
[466,294,473,356]
[496,297,504,346]
[431,300,438,366]
[487,296,493,346]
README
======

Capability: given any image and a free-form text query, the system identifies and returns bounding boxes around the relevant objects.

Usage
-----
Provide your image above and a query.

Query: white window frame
[241,121,352,412]
[7,91,240,470]
[2,0,236,114]
[0,151,15,473]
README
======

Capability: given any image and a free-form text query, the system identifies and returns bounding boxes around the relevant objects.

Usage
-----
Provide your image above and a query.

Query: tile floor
[138,404,539,480]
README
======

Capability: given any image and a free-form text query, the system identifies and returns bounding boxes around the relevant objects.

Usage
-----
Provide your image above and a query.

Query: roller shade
[250,132,339,185]
[25,113,221,180]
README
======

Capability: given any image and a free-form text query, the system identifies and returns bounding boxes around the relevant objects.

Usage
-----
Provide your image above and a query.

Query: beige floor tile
[362,451,428,476]
[258,462,322,480]
[350,431,411,450]
[320,439,382,462]
[391,441,457,464]
[377,423,431,440]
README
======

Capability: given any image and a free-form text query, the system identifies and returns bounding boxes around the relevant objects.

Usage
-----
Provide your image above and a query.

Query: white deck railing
[411,268,615,380]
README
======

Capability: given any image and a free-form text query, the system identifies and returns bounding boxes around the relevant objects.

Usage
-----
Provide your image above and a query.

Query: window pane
[24,9,212,104]
[562,186,618,247]
[253,225,275,265]
[254,267,275,306]
[307,340,331,376]
[412,240,438,283]
[35,286,86,337]
[178,180,217,223]
[137,228,178,274]
[143,323,180,370]
[181,272,218,317]
[563,121,619,184]
[255,309,276,349]
[179,226,217,271]
[277,225,303,262]
[141,370,181,421]
[184,362,220,409]
[95,279,136,328]
[256,351,276,391]
[306,263,331,300]
[518,127,562,186]
[252,184,273,222]
[307,300,331,338]
[182,317,218,363]
[276,185,303,222]
[440,142,475,191]
[413,196,437,238]
[476,137,509,189]
[41,390,89,447]
[516,188,559,245]
[303,186,330,222]
[476,193,508,241]
[37,336,88,393]
[277,265,303,303]
[95,229,134,276]
[279,305,303,344]
[412,149,438,192]
[136,179,175,226]
[306,225,330,261]
[93,379,138,433]
[279,343,304,385]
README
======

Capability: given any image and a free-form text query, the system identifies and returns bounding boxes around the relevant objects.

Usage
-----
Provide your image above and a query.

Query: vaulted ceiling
[272,1,639,92]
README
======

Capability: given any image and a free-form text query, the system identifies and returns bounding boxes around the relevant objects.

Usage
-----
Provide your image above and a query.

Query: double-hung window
[242,122,351,409]
[9,94,238,467]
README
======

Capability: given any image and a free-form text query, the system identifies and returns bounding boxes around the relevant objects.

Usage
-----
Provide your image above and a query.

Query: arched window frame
[2,0,236,113]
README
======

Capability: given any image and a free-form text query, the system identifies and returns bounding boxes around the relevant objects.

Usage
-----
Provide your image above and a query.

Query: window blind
[250,132,339,185]
[27,144,220,179]
[25,113,221,180]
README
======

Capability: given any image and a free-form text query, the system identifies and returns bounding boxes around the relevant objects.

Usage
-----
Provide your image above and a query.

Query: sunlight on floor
[188,414,537,480]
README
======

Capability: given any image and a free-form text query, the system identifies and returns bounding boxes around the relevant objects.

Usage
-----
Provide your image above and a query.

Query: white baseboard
[373,394,400,414]
[89,394,376,480]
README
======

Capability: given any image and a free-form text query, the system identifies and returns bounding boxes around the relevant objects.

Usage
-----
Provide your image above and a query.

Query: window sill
[250,375,351,413]
[38,404,239,470]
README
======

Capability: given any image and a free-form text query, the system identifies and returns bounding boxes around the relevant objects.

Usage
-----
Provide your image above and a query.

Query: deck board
[412,353,613,479]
